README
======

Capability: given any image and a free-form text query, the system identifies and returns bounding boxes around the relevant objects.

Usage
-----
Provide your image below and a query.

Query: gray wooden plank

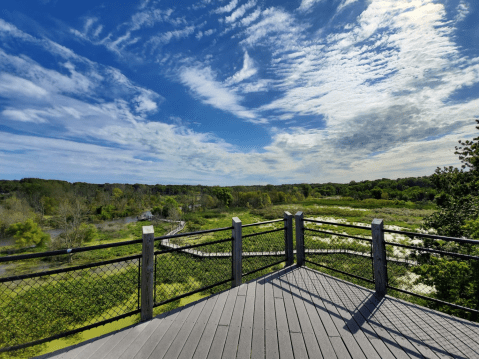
[330,337,352,359]
[286,269,325,359]
[117,316,167,359]
[392,296,478,359]
[218,286,239,326]
[291,268,336,359]
[161,298,209,359]
[318,272,383,359]
[103,321,152,359]
[70,334,111,359]
[48,340,92,359]
[295,268,340,337]
[291,332,308,359]
[330,276,414,359]
[206,325,229,359]
[321,273,394,359]
[274,297,294,359]
[238,283,248,296]
[386,294,479,358]
[236,281,256,359]
[272,275,283,299]
[203,287,239,359]
[301,267,368,359]
[251,275,265,359]
[264,271,279,359]
[246,279,256,298]
[85,325,132,359]
[368,294,444,359]
[278,272,302,333]
[132,305,193,359]
[222,295,246,358]
[192,290,230,359]
[384,298,454,359]
[177,295,220,359]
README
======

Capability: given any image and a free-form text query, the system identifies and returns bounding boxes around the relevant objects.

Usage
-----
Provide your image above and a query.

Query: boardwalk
[41,266,479,359]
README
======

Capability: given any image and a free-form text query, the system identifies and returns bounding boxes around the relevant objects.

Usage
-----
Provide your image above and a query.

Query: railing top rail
[242,219,285,227]
[153,226,233,241]
[0,238,143,263]
[382,228,478,245]
[303,218,371,230]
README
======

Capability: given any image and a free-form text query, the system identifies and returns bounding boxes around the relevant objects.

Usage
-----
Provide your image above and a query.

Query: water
[0,238,14,247]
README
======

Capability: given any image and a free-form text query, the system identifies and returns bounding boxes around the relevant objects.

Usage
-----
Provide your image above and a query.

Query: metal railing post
[372,218,387,297]
[295,212,304,266]
[141,225,155,322]
[284,211,293,266]
[232,217,242,288]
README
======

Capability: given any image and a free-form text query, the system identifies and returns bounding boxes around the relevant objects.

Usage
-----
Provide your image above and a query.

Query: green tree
[212,188,233,207]
[7,219,50,248]
[162,197,180,217]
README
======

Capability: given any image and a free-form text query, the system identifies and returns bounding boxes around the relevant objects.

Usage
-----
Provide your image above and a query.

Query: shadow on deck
[40,266,479,359]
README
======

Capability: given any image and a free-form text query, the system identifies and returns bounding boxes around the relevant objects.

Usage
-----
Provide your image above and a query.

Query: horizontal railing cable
[382,228,477,245]
[0,254,142,283]
[0,239,143,263]
[384,241,479,261]
[303,218,371,230]
[241,219,285,227]
[242,259,285,277]
[305,259,375,283]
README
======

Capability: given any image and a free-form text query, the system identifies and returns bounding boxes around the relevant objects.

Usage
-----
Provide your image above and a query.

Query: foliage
[212,187,233,207]
[161,197,180,218]
[6,219,50,248]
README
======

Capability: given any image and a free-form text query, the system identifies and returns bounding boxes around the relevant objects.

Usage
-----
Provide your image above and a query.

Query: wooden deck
[40,266,479,359]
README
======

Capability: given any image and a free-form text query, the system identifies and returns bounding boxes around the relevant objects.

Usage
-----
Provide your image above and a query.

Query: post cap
[142,225,154,234]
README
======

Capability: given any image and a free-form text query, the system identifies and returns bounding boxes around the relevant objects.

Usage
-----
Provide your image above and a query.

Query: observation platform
[42,266,479,359]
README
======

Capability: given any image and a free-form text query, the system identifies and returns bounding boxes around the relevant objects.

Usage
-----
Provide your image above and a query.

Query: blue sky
[0,0,478,186]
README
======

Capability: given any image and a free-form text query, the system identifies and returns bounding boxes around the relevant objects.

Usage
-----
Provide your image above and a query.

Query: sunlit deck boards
[41,266,479,359]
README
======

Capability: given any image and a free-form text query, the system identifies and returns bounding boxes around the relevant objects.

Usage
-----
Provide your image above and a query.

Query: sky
[0,0,478,186]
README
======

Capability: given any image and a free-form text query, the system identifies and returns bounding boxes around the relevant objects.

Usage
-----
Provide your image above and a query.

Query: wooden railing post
[284,211,293,266]
[232,217,242,288]
[141,225,155,322]
[372,218,387,297]
[295,211,304,267]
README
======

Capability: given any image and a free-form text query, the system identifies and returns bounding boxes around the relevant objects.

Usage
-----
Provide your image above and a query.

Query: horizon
[1,0,478,186]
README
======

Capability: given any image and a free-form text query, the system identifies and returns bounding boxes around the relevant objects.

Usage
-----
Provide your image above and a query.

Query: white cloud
[297,0,323,13]
[454,1,469,23]
[225,0,256,23]
[240,7,261,26]
[337,0,359,12]
[226,51,257,84]
[179,65,258,121]
[213,0,239,14]
[0,73,48,98]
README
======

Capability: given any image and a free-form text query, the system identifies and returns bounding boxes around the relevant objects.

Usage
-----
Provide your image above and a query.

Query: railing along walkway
[41,266,479,359]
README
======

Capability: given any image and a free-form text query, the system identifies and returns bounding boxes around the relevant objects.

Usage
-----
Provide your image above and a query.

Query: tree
[162,197,180,218]
[7,219,50,248]
[212,188,233,207]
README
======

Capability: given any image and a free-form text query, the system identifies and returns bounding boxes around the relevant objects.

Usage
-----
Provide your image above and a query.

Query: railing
[296,211,479,322]
[0,213,294,354]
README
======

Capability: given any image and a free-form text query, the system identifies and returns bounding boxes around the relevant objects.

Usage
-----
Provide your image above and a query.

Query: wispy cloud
[213,0,239,14]
[226,51,257,84]
[225,0,256,23]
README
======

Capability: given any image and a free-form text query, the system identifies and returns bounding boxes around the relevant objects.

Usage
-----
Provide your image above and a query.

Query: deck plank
[192,290,230,359]
[264,271,279,359]
[251,274,266,359]
[236,280,256,359]
[301,267,367,359]
[222,295,246,358]
[177,295,220,359]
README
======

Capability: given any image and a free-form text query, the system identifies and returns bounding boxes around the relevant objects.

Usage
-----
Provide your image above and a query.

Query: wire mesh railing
[383,228,479,321]
[241,219,287,283]
[153,227,234,308]
[0,241,142,355]
[302,218,374,287]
